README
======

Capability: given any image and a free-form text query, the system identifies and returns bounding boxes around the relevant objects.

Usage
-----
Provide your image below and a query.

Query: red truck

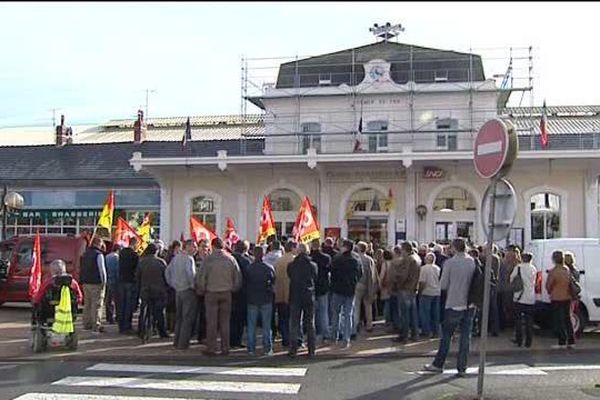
[0,235,87,305]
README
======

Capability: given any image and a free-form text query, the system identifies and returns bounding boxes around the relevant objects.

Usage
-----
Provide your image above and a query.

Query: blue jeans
[389,295,400,330]
[331,293,354,344]
[419,295,440,336]
[315,294,330,340]
[118,282,136,333]
[433,308,475,373]
[382,298,391,324]
[276,303,290,347]
[247,303,273,354]
[397,291,419,338]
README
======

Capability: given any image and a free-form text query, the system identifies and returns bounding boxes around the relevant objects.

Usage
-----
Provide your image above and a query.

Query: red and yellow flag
[28,230,42,301]
[293,196,321,244]
[136,213,152,254]
[97,190,115,233]
[114,217,142,249]
[190,216,217,244]
[223,217,240,248]
[257,196,276,244]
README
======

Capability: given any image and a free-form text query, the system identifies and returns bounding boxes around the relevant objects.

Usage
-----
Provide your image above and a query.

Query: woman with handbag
[509,252,537,348]
[564,251,582,336]
[546,250,576,349]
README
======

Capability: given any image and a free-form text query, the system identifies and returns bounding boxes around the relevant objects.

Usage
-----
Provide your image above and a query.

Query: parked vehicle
[526,238,600,334]
[0,235,87,305]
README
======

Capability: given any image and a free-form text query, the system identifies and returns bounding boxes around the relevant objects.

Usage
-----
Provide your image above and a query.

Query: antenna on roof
[369,22,405,43]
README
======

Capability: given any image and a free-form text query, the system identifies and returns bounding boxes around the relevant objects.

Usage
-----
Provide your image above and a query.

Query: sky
[0,1,598,127]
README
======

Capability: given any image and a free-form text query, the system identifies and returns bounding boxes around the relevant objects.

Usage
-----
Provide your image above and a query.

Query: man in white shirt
[510,252,538,348]
[418,252,441,338]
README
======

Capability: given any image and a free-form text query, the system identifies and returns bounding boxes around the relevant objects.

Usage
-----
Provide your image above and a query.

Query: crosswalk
[12,362,308,399]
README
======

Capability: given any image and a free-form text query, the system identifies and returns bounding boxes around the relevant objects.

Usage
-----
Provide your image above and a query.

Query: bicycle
[139,298,155,344]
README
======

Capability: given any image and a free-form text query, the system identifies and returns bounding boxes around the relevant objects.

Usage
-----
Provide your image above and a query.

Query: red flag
[190,216,217,244]
[540,100,549,148]
[223,217,240,248]
[293,197,321,244]
[114,217,143,249]
[257,196,277,244]
[28,230,42,301]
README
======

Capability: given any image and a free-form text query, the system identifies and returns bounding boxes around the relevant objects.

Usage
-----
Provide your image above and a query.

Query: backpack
[468,262,485,309]
[510,266,524,294]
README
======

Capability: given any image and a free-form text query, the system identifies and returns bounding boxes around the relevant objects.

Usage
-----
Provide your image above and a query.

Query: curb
[2,346,599,364]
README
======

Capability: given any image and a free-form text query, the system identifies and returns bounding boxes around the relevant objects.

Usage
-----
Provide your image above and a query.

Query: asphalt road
[3,351,600,400]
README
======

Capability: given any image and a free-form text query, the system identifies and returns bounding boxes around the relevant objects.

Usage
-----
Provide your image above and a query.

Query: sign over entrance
[473,119,518,179]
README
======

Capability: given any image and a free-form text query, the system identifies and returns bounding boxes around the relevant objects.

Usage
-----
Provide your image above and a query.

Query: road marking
[477,140,502,156]
[540,365,600,371]
[13,394,206,400]
[415,365,547,376]
[0,339,28,345]
[87,363,308,377]
[366,334,397,341]
[354,346,402,356]
[52,375,302,394]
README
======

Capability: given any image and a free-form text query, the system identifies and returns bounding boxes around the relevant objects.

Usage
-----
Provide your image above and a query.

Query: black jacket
[80,247,103,284]
[136,255,168,300]
[245,261,276,305]
[119,247,139,284]
[287,253,318,302]
[233,252,252,295]
[310,249,331,296]
[330,250,362,297]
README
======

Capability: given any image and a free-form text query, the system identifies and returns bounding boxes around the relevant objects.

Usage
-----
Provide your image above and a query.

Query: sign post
[473,118,518,400]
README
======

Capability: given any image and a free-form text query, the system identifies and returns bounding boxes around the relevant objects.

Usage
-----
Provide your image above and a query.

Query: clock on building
[369,65,385,81]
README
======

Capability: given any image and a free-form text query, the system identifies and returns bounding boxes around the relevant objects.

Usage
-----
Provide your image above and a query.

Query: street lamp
[1,185,24,241]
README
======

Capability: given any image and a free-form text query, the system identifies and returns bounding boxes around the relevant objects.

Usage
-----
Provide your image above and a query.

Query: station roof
[275,41,486,88]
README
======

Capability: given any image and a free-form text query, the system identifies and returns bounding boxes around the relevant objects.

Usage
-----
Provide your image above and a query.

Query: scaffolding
[239,42,534,154]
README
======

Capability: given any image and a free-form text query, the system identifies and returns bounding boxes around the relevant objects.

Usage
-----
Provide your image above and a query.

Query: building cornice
[130,149,600,172]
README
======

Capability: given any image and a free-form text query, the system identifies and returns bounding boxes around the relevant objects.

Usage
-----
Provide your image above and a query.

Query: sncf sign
[423,167,446,179]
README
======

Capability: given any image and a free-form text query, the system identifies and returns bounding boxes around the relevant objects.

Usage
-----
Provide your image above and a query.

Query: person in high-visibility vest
[32,259,83,309]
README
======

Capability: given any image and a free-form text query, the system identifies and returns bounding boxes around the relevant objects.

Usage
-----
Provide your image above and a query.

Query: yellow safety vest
[52,286,74,334]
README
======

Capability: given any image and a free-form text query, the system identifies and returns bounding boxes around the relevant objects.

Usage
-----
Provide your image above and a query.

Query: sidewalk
[2,303,600,363]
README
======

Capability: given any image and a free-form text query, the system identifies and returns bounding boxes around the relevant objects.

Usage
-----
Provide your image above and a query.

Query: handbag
[569,273,582,299]
[510,266,524,294]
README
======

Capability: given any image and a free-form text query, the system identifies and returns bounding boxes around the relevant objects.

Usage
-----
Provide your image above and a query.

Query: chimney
[133,109,147,144]
[55,114,66,146]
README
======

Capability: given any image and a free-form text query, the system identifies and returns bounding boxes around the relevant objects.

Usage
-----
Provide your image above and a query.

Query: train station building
[1,38,600,248]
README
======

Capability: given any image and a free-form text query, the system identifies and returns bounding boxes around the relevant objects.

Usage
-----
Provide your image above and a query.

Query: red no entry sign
[474,119,517,179]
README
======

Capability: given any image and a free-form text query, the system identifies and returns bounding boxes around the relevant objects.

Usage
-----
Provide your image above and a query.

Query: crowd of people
[75,234,583,372]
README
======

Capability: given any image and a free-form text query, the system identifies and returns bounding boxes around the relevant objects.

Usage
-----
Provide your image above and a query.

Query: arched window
[191,195,216,231]
[433,187,476,212]
[270,189,302,238]
[530,192,561,239]
[346,188,389,247]
[432,187,477,244]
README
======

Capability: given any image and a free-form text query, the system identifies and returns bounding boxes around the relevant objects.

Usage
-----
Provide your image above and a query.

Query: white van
[526,238,600,333]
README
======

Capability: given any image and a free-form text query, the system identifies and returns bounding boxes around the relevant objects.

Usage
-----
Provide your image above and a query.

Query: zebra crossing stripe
[13,394,200,400]
[87,362,308,377]
[52,375,302,394]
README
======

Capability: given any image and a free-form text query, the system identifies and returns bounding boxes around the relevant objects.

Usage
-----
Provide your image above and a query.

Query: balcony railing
[236,131,600,156]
